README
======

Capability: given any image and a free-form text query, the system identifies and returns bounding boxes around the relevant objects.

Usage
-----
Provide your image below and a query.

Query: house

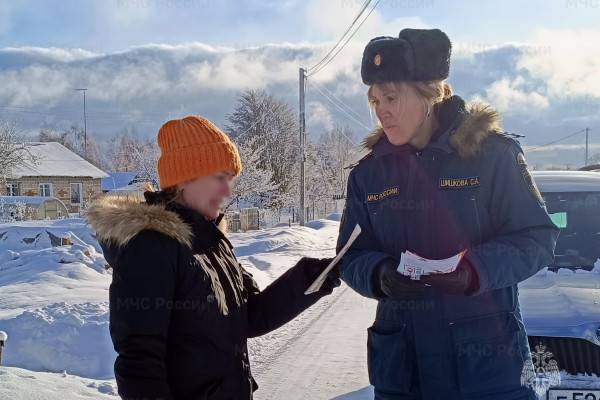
[1,142,108,213]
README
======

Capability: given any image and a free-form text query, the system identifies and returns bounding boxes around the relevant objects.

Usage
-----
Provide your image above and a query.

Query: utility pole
[299,68,306,226]
[74,88,88,158]
[585,127,590,166]
[0,331,7,366]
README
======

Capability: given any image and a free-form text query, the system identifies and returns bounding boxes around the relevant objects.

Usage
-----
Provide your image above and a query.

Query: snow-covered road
[253,285,377,400]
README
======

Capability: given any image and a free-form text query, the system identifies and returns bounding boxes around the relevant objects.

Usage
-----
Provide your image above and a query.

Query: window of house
[39,183,52,197]
[70,183,82,204]
[6,183,20,196]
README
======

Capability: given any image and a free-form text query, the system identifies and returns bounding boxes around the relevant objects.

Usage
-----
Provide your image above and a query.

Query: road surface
[252,285,377,400]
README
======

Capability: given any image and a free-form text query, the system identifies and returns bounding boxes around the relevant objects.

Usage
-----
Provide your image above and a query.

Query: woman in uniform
[338,28,559,400]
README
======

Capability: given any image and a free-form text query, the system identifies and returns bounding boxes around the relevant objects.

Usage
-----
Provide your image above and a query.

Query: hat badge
[373,53,382,66]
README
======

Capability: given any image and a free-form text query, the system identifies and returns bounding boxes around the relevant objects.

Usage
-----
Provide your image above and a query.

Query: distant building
[0,196,70,221]
[1,142,108,213]
[101,171,156,195]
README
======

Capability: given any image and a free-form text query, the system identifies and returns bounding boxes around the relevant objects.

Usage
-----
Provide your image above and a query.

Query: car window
[543,191,600,270]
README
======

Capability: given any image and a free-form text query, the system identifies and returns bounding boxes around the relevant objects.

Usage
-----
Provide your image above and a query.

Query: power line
[307,0,372,74]
[309,81,370,135]
[310,81,368,124]
[528,128,588,151]
[307,0,381,77]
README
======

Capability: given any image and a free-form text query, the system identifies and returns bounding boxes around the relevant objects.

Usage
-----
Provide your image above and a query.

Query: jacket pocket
[450,312,526,394]
[367,321,414,394]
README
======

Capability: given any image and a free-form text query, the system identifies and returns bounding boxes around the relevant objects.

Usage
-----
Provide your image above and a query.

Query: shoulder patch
[517,152,544,205]
[367,186,400,202]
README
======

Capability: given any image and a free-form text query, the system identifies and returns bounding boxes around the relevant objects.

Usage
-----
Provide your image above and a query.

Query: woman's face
[369,82,429,146]
[179,171,235,220]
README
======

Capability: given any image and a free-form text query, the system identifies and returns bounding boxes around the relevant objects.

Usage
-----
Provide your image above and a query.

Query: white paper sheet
[397,250,465,280]
[304,224,361,295]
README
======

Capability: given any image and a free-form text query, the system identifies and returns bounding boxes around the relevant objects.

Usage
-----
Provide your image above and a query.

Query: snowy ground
[1,216,599,399]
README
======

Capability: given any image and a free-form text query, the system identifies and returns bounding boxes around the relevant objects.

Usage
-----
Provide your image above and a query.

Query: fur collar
[86,196,193,248]
[362,101,502,158]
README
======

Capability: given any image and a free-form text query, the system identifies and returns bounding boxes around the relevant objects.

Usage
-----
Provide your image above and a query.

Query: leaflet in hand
[304,224,361,295]
[397,250,465,280]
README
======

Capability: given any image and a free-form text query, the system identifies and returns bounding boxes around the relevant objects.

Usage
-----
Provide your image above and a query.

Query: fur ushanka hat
[361,28,452,85]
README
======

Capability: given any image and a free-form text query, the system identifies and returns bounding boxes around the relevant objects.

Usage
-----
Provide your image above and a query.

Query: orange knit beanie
[156,116,242,189]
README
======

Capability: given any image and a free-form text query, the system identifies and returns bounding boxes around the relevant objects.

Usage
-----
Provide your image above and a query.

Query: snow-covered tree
[226,90,299,208]
[105,129,159,188]
[307,126,358,199]
[231,137,278,209]
[304,124,358,218]
[0,121,37,186]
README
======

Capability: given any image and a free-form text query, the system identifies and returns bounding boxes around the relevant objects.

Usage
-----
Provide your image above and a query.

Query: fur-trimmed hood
[86,195,194,248]
[362,100,502,159]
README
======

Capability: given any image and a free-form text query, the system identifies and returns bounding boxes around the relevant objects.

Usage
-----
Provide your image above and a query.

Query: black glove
[420,257,479,296]
[374,259,426,299]
[295,257,341,295]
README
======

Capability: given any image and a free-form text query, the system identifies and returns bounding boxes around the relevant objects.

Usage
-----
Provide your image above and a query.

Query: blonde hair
[367,80,453,115]
[412,80,453,104]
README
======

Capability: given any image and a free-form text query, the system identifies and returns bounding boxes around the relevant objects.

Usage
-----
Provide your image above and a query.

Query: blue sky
[2,0,598,51]
[1,0,600,168]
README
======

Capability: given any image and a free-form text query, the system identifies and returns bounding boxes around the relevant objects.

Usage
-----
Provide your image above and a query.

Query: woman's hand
[419,258,479,296]
[294,257,341,294]
[375,260,427,299]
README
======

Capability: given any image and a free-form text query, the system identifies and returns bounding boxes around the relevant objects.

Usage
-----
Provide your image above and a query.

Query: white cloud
[516,28,600,99]
[471,76,549,115]
[0,27,598,156]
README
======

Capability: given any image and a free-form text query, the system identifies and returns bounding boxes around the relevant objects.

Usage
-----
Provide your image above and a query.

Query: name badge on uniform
[439,176,480,189]
[367,186,400,202]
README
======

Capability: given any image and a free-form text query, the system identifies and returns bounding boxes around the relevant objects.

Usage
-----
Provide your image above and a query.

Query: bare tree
[0,121,37,186]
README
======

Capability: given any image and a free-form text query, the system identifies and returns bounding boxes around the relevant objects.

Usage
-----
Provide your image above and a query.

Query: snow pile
[230,220,339,288]
[0,243,110,320]
[0,218,103,254]
[1,302,114,378]
[0,366,118,400]
[0,218,112,380]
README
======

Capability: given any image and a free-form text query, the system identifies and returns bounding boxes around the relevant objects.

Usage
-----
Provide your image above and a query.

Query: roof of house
[101,171,138,191]
[9,142,108,179]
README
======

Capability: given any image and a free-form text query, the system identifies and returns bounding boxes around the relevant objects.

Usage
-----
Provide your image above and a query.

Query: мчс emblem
[367,186,399,202]
[374,53,382,66]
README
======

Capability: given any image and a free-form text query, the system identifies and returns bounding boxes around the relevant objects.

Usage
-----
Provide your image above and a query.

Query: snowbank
[0,366,118,399]
[1,302,114,378]
[0,217,340,382]
[230,219,339,288]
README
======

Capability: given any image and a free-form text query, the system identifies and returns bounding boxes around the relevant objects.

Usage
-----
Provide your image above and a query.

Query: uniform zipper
[403,151,419,251]
[471,197,482,244]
